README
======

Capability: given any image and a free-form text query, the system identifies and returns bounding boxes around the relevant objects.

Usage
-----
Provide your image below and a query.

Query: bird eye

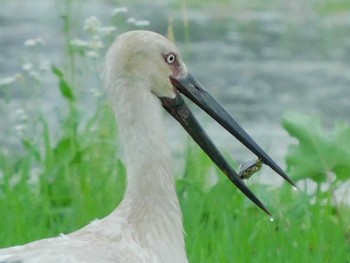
[165,53,176,64]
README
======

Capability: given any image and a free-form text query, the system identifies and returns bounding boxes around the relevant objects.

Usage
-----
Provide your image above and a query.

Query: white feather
[0,31,188,263]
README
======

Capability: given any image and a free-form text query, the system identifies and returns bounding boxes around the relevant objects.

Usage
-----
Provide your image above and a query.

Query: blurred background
[1,0,349,169]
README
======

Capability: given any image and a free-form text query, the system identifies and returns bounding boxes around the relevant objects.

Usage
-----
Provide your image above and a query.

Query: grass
[179,143,350,262]
[1,112,349,261]
[1,1,350,262]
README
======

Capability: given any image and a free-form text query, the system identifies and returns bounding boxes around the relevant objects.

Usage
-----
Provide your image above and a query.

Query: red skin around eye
[163,53,186,79]
[170,61,184,78]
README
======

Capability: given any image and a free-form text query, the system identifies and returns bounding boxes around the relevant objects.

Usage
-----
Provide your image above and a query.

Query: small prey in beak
[160,73,296,215]
[238,159,263,180]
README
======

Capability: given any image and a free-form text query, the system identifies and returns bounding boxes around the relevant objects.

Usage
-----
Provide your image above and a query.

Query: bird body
[0,31,187,263]
[0,30,294,262]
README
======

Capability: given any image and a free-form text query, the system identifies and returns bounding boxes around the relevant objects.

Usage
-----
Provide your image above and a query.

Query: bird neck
[107,79,186,261]
[112,80,177,199]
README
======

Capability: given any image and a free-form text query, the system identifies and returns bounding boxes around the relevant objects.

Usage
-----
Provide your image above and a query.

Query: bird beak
[160,73,295,215]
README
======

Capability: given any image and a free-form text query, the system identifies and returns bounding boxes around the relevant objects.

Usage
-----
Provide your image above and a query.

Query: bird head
[105,30,188,99]
[105,30,295,215]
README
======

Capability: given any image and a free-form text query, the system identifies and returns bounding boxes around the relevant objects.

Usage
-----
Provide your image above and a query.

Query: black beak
[160,73,295,215]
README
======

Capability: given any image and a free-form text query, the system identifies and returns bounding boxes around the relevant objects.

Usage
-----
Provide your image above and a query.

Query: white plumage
[0,31,188,263]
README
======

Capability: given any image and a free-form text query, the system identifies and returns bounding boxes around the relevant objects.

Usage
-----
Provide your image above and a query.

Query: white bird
[0,30,294,263]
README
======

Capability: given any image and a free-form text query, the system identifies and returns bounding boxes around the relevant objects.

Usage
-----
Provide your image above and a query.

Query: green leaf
[51,66,75,101]
[282,112,350,184]
[58,79,75,101]
[21,139,41,161]
[53,137,74,162]
[51,66,64,78]
[41,118,54,172]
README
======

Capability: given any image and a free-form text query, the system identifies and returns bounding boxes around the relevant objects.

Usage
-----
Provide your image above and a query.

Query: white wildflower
[22,63,33,71]
[127,18,150,26]
[99,26,116,36]
[70,38,88,48]
[14,109,28,134]
[90,88,103,98]
[39,60,51,72]
[15,107,28,120]
[86,50,100,58]
[127,17,136,24]
[29,71,41,81]
[88,37,104,50]
[24,38,46,47]
[83,16,102,34]
[36,38,46,46]
[14,109,28,136]
[112,7,128,16]
[14,124,26,132]
[0,76,16,86]
[15,108,26,116]
[24,39,36,47]
[134,20,150,27]
[19,113,28,122]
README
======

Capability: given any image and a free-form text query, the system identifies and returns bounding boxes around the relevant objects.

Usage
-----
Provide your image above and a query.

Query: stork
[0,30,294,263]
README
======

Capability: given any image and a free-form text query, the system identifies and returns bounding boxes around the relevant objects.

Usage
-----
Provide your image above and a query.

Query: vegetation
[0,1,349,262]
